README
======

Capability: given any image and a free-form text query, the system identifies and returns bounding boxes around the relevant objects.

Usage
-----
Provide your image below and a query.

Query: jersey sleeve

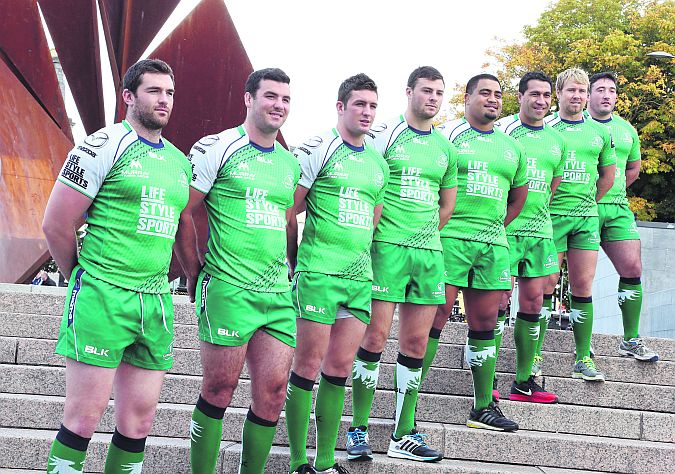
[189,136,220,194]
[57,134,116,200]
[512,141,529,188]
[440,142,459,189]
[599,128,617,167]
[628,126,641,162]
[294,141,324,189]
[365,125,389,156]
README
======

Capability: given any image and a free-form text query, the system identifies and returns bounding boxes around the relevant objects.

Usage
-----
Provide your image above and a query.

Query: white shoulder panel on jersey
[495,115,521,136]
[366,116,407,156]
[437,118,470,143]
[293,129,343,189]
[57,122,135,200]
[543,113,560,126]
[189,127,249,194]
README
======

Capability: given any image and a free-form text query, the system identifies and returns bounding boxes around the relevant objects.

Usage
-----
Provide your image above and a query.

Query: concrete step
[0,427,228,473]
[6,332,674,390]
[223,444,607,474]
[2,368,673,443]
[2,286,674,361]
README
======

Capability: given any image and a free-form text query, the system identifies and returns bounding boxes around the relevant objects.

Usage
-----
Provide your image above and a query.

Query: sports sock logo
[618,289,640,305]
[465,344,496,367]
[353,359,379,389]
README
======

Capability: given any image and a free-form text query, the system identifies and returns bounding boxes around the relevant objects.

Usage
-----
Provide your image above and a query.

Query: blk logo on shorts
[372,285,389,293]
[305,305,326,314]
[217,328,240,337]
[85,345,109,357]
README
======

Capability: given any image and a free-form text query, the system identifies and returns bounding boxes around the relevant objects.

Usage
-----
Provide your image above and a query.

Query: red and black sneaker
[508,376,558,403]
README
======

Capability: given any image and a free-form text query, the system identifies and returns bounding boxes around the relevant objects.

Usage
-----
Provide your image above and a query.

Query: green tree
[454,0,674,221]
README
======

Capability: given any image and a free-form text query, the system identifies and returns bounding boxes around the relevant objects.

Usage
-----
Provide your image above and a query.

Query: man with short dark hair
[176,67,299,474]
[431,73,528,432]
[543,68,617,382]
[495,71,565,403]
[347,66,457,463]
[43,58,191,472]
[587,71,658,362]
[285,73,389,474]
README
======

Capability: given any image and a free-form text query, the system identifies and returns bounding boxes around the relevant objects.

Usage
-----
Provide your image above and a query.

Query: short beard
[132,108,166,131]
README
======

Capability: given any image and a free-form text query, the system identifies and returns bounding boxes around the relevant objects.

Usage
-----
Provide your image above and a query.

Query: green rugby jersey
[496,114,566,238]
[57,120,191,294]
[587,113,640,206]
[544,113,616,216]
[437,118,528,247]
[189,126,300,293]
[367,115,458,250]
[293,128,390,281]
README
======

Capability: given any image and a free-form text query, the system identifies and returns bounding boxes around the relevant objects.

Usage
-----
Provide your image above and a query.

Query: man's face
[589,78,617,116]
[246,79,291,134]
[518,79,552,125]
[407,78,445,121]
[465,79,502,125]
[557,79,588,117]
[338,89,378,137]
[125,72,174,130]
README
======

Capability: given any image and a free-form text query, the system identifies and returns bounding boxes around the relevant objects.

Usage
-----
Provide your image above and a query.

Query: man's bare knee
[361,326,388,353]
[63,412,105,438]
[400,333,428,358]
[202,376,239,407]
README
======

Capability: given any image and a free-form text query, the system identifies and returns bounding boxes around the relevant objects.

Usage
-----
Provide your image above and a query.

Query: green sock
[536,294,553,356]
[618,278,642,340]
[240,408,277,474]
[421,327,441,382]
[104,430,145,474]
[514,312,540,383]
[47,426,89,473]
[466,331,497,411]
[570,295,594,360]
[494,310,507,355]
[393,353,422,439]
[351,347,381,429]
[285,372,314,473]
[314,373,346,471]
[190,395,225,474]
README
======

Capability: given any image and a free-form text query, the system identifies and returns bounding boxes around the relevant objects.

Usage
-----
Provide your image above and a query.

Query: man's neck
[243,120,276,148]
[404,110,433,132]
[559,110,584,122]
[336,123,364,147]
[126,116,162,143]
[518,112,543,128]
[588,108,612,121]
[465,115,493,132]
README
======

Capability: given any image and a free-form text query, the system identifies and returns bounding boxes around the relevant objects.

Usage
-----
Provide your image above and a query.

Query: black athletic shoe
[467,402,519,431]
[292,464,317,474]
[316,463,350,473]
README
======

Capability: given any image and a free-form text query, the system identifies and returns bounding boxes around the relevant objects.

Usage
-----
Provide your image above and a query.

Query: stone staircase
[0,284,673,473]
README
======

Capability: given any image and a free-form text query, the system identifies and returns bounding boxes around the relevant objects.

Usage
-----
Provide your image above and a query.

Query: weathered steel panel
[0,0,73,141]
[0,58,73,283]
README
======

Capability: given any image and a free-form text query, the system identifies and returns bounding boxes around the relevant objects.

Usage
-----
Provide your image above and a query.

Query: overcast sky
[59,0,551,145]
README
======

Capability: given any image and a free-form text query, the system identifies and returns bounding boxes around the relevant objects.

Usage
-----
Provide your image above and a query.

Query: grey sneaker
[618,338,659,362]
[572,356,605,381]
[346,426,372,461]
[531,354,543,377]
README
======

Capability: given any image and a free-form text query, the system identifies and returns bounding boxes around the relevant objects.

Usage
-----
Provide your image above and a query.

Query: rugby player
[543,68,616,381]
[285,74,389,474]
[346,66,457,463]
[43,59,191,472]
[431,73,528,431]
[175,68,299,473]
[496,71,565,403]
[587,71,658,362]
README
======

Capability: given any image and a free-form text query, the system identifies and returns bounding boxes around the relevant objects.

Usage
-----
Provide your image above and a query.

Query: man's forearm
[44,230,78,281]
